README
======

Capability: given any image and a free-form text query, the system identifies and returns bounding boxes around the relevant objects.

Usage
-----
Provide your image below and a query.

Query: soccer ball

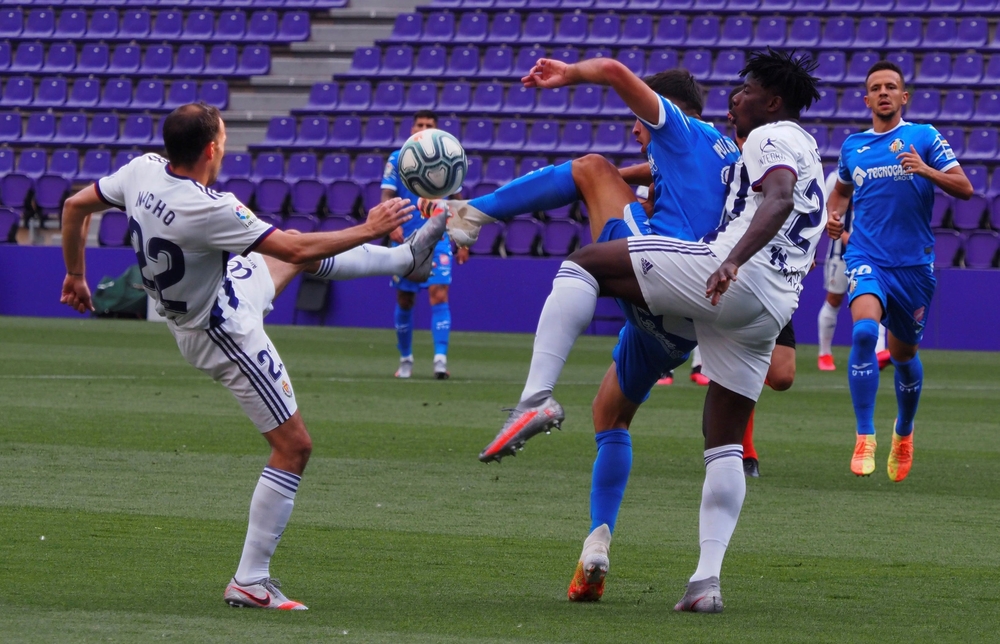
[397,128,467,199]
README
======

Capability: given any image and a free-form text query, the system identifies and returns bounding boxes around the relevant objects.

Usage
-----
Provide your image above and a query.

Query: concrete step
[227,90,310,114]
[329,0,423,16]
[270,55,344,78]
[222,122,267,151]
[309,23,393,47]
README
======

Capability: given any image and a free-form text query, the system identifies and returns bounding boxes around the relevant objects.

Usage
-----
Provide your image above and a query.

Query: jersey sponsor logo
[233,203,257,228]
[438,253,450,266]
[853,164,912,187]
[913,306,925,323]
[852,166,867,187]
[759,137,777,152]
[758,151,788,166]
[640,257,653,275]
[889,138,905,153]
[856,146,871,154]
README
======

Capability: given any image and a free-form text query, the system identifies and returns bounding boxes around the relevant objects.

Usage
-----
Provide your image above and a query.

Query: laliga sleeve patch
[233,203,258,228]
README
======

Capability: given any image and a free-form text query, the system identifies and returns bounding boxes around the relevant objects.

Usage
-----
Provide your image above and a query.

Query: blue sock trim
[891,354,923,437]
[467,162,580,221]
[848,319,880,436]
[431,302,450,357]
[590,429,632,534]
[395,305,413,357]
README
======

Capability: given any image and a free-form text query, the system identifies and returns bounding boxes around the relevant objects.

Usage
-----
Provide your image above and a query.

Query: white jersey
[707,121,826,326]
[97,153,275,330]
[823,171,853,262]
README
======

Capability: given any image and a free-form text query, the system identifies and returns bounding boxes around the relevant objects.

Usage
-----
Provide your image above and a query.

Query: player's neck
[871,113,902,134]
[166,163,211,187]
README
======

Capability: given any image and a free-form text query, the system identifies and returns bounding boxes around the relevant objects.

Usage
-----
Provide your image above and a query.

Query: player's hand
[897,145,930,178]
[826,208,844,240]
[522,58,574,89]
[640,183,655,218]
[60,273,94,314]
[705,260,739,306]
[389,226,404,244]
[366,197,414,237]
[456,245,470,265]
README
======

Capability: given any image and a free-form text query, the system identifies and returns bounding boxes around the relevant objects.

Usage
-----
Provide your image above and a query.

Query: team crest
[849,278,857,294]
[439,253,450,266]
[233,203,257,228]
[889,138,905,153]
[281,380,292,397]
[760,137,777,152]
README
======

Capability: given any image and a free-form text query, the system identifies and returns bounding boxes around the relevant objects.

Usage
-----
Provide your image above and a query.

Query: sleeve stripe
[242,226,275,256]
[93,180,125,209]
[751,165,798,191]
[939,160,960,173]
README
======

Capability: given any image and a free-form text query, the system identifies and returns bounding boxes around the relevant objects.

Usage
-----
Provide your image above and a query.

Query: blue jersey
[837,121,959,267]
[381,149,429,239]
[639,95,741,241]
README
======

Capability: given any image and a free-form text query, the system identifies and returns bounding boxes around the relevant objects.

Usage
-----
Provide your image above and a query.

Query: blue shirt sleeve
[921,125,960,173]
[638,95,696,151]
[381,150,400,192]
[837,143,852,184]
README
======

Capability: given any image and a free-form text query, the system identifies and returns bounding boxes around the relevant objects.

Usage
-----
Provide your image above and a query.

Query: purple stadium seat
[217,152,252,186]
[439,117,462,139]
[54,10,86,40]
[0,10,22,40]
[518,156,546,177]
[567,85,600,116]
[0,208,17,243]
[424,12,455,42]
[414,45,446,77]
[247,10,278,41]
[489,12,521,43]
[0,111,20,144]
[238,46,271,76]
[559,120,592,152]
[150,9,183,39]
[951,54,983,86]
[885,52,915,82]
[98,211,130,247]
[957,0,996,11]
[41,42,73,74]
[924,18,957,49]
[2,77,32,107]
[620,15,652,46]
[0,174,32,211]
[854,18,887,49]
[165,80,197,110]
[803,87,836,120]
[536,87,569,114]
[471,83,504,112]
[802,125,828,156]
[938,127,965,157]
[77,44,109,75]
[826,0,861,9]
[0,150,12,178]
[22,114,55,145]
[256,177,289,215]
[439,82,471,112]
[350,47,381,76]
[217,10,247,40]
[687,16,719,47]
[653,16,686,47]
[391,13,421,42]
[681,49,711,82]
[11,42,42,73]
[296,116,329,147]
[361,116,394,147]
[888,19,921,48]
[647,49,679,76]
[551,46,581,66]
[291,182,325,217]
[526,119,558,152]
[16,148,46,179]
[382,45,413,76]
[87,113,119,145]
[78,150,112,183]
[261,117,296,147]
[965,128,998,162]
[615,50,644,78]
[100,79,132,110]
[328,117,361,147]
[481,46,514,76]
[340,81,371,111]
[89,10,119,40]
[494,119,527,151]
[821,18,854,49]
[287,154,322,183]
[404,82,437,112]
[52,113,86,145]
[973,92,1000,123]
[283,214,319,233]
[200,80,228,110]
[784,19,820,50]
[837,89,869,120]
[592,122,626,153]
[372,81,403,110]
[957,18,987,48]
[703,86,732,119]
[542,220,579,256]
[827,126,856,158]
[352,154,385,185]
[603,90,631,118]
[588,13,620,45]
[504,85,535,113]
[719,16,752,47]
[985,56,1000,86]
[318,216,355,233]
[711,50,745,83]
[694,0,727,9]
[140,45,173,76]
[964,231,999,268]
[814,52,846,84]
[469,222,503,256]
[120,115,153,145]
[522,12,554,43]
[932,229,962,266]
[907,90,941,120]
[483,156,516,184]
[464,155,483,188]
[34,174,69,216]
[444,45,477,77]
[844,51,879,84]
[859,0,892,10]
[253,153,285,182]
[504,219,542,255]
[918,53,951,85]
[24,9,54,38]
[463,118,494,151]
[752,17,786,48]
[109,45,141,75]
[555,14,587,44]
[940,90,974,121]
[299,82,338,113]
[121,10,151,40]
[278,11,310,43]
[456,12,488,43]
[582,47,613,63]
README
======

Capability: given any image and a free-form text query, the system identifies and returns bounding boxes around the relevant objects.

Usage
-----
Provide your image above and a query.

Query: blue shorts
[391,237,453,292]
[598,214,696,405]
[845,256,936,346]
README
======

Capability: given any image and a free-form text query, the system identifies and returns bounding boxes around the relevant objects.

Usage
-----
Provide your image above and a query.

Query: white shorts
[824,254,848,295]
[170,254,298,433]
[628,236,781,401]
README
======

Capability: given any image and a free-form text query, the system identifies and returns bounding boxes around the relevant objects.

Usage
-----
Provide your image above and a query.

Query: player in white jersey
[60,103,448,610]
[487,49,823,611]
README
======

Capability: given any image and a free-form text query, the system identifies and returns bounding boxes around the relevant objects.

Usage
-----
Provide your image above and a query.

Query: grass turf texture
[2,317,999,643]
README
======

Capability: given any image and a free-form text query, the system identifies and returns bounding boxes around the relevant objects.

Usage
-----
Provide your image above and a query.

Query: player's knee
[852,319,880,351]
[768,372,794,391]
[573,154,617,183]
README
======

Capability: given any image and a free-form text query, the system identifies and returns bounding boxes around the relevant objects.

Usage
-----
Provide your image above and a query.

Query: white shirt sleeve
[202,195,275,256]
[95,159,134,209]
[744,126,800,192]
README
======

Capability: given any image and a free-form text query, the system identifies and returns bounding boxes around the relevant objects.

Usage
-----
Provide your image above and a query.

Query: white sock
[519,261,598,405]
[310,244,412,280]
[691,346,702,369]
[876,324,887,353]
[690,445,745,583]
[235,466,301,584]
[817,301,840,356]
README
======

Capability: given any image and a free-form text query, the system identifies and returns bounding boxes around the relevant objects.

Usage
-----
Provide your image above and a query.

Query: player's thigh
[225,253,277,321]
[572,154,637,226]
[613,323,672,406]
[566,238,645,304]
[592,202,648,244]
[173,321,298,433]
[694,307,780,403]
[845,256,887,322]
[593,364,640,431]
[882,264,936,347]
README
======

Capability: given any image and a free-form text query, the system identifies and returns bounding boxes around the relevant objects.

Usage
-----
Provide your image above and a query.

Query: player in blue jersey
[381,110,468,380]
[827,61,972,481]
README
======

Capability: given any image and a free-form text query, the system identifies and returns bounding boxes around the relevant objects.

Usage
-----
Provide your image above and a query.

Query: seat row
[0,0,345,8]
[0,8,309,43]
[424,0,999,13]
[934,229,1000,268]
[1,77,227,112]
[387,11,999,51]
[804,87,1000,124]
[810,124,1000,161]
[344,43,1000,88]
[0,112,167,148]
[0,41,271,77]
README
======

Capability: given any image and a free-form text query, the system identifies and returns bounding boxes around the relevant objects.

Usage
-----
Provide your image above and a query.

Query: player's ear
[900,89,909,106]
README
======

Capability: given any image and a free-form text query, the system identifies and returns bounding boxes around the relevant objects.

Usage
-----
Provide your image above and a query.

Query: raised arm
[523,58,661,126]
[897,145,973,200]
[620,162,653,186]
[60,184,112,313]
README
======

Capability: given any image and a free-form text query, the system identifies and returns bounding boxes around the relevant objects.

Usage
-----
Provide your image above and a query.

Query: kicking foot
[425,198,495,247]
[887,421,913,482]
[224,577,307,610]
[674,576,723,613]
[567,524,611,602]
[478,395,564,462]
[818,354,836,371]
[851,434,877,476]
[403,204,450,282]
[743,457,760,478]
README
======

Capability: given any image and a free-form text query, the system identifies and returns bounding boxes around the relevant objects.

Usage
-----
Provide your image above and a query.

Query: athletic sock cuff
[704,444,743,466]
[260,466,301,499]
[595,428,632,449]
[555,261,599,292]
[310,257,335,279]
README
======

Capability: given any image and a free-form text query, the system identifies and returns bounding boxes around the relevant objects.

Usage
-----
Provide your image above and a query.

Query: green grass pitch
[2,317,999,643]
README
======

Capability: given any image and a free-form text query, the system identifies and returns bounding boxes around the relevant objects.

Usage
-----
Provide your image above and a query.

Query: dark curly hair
[739,48,821,119]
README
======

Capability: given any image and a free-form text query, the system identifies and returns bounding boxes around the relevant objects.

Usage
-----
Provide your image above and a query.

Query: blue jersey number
[786,178,824,252]
[128,218,188,314]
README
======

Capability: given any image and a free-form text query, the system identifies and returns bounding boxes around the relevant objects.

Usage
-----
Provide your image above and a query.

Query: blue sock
[848,319,880,435]
[395,305,413,357]
[468,162,580,221]
[590,429,632,534]
[892,354,923,437]
[431,302,450,356]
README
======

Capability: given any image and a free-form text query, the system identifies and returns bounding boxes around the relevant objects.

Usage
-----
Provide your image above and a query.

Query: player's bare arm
[619,162,653,186]
[522,58,661,126]
[258,197,414,264]
[60,184,112,313]
[706,168,796,305]
[896,145,973,200]
[381,187,405,244]
[826,179,854,240]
